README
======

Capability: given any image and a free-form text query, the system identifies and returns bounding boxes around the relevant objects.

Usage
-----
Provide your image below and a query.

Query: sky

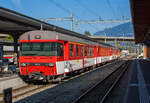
[0,0,131,35]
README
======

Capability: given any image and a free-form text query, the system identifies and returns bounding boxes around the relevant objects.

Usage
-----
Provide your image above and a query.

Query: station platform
[125,59,150,103]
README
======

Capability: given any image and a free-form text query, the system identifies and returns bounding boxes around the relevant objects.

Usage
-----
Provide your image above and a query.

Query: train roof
[19,30,117,49]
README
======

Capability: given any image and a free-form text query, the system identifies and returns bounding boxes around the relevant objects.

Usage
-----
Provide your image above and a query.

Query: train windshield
[21,42,63,56]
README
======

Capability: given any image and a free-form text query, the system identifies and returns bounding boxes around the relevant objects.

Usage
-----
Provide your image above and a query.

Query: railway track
[0,74,18,82]
[0,60,124,103]
[72,60,131,103]
[0,83,57,103]
[0,60,109,102]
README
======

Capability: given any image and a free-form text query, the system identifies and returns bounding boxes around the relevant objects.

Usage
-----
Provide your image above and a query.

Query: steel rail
[72,61,129,103]
[99,62,130,103]
[0,60,122,103]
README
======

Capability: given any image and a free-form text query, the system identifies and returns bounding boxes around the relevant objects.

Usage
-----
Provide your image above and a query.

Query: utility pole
[71,13,74,31]
[75,18,78,32]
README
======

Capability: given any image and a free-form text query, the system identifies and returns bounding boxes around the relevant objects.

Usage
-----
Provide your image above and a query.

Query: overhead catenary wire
[106,0,117,19]
[106,0,132,48]
[74,0,99,17]
[48,0,72,14]
[116,0,125,19]
[48,0,99,31]
[73,0,102,31]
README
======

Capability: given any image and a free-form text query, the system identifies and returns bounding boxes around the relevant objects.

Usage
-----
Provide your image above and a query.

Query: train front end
[19,31,64,81]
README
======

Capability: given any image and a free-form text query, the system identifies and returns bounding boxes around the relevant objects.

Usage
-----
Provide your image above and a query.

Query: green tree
[7,35,14,42]
[84,31,91,36]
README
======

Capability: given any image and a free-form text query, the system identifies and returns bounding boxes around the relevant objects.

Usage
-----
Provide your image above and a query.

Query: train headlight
[48,63,54,67]
[21,63,26,67]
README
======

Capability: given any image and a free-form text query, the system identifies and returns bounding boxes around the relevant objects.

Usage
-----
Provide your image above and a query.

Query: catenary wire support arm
[40,13,74,31]
[78,18,131,24]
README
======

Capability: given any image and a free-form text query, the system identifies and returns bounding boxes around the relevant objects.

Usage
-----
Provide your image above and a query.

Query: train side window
[87,47,89,56]
[87,47,88,56]
[101,48,102,56]
[81,46,83,57]
[76,45,79,57]
[85,46,87,56]
[91,48,92,56]
[93,48,94,56]
[99,48,100,56]
[89,47,90,56]
[88,47,89,56]
[98,48,99,56]
[89,47,91,56]
[90,47,92,56]
[57,43,63,56]
[70,44,74,57]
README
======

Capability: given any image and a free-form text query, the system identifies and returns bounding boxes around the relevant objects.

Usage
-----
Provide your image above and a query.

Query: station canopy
[0,7,75,36]
[130,0,150,44]
[0,7,113,48]
[0,7,92,41]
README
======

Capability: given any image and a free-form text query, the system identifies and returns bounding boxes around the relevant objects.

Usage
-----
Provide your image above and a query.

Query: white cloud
[12,0,22,9]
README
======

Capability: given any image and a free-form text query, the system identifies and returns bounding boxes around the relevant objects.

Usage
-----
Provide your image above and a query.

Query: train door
[57,42,64,60]
[55,42,65,75]
[0,46,3,67]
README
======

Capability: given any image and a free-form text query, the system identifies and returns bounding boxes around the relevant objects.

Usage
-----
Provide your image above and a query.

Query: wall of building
[144,45,150,59]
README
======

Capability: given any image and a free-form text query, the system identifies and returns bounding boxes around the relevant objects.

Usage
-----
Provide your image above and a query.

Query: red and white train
[19,30,120,81]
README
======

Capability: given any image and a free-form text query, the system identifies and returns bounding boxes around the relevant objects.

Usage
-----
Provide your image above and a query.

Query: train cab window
[21,42,57,56]
[32,43,41,51]
[81,46,84,57]
[57,43,63,56]
[22,43,32,51]
[43,42,56,56]
[85,46,87,56]
[76,45,79,57]
[70,44,74,57]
